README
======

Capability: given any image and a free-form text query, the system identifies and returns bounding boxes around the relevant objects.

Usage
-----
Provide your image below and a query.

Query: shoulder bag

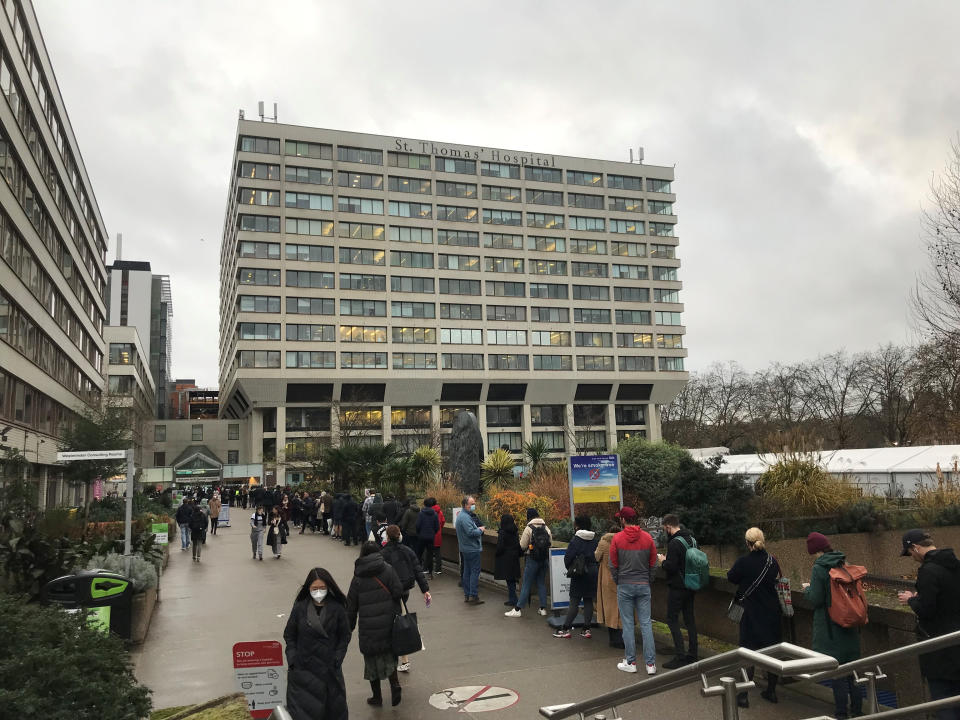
[375,578,423,657]
[727,553,773,623]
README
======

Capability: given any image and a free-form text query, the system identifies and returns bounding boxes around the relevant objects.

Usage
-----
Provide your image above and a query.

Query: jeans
[831,675,862,718]
[515,557,548,609]
[617,583,655,666]
[180,524,191,549]
[462,551,481,598]
[506,579,518,605]
[210,517,219,535]
[927,677,960,720]
[666,587,698,658]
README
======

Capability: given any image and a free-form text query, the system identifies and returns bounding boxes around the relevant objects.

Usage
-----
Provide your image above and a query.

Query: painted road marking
[428,685,520,713]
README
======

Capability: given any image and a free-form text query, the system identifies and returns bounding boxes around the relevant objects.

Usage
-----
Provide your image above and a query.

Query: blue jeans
[617,583,655,666]
[462,551,481,598]
[180,524,190,549]
[515,557,548,609]
[927,678,960,720]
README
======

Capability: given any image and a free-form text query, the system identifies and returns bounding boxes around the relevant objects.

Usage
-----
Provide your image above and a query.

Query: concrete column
[250,409,264,463]
[382,405,392,444]
[647,403,662,442]
[521,404,533,446]
[330,406,341,448]
[275,406,286,486]
[606,403,617,450]
[38,467,48,511]
[565,404,576,452]
[476,404,488,454]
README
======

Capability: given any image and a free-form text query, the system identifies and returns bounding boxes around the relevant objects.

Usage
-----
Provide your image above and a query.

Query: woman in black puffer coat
[494,513,522,606]
[283,567,352,720]
[347,542,404,707]
[381,525,431,673]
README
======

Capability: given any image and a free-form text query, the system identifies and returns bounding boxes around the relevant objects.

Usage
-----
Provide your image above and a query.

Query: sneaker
[504,608,522,617]
[617,660,637,673]
[553,629,571,638]
[646,663,657,675]
[397,662,410,673]
[538,608,548,616]
[580,629,592,639]
[663,655,688,670]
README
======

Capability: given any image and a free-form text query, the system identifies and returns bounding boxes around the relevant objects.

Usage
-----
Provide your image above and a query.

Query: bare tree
[911,337,960,443]
[701,362,751,447]
[864,344,919,445]
[661,373,711,447]
[804,351,876,448]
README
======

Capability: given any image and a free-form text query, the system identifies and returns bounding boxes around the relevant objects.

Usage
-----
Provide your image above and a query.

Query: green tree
[616,438,691,516]
[480,448,515,492]
[0,448,36,516]
[521,438,551,479]
[409,446,442,494]
[667,455,753,547]
[58,401,132,503]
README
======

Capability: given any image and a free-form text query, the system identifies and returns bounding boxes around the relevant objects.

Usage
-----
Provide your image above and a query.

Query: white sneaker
[397,662,410,673]
[617,660,637,673]
[646,663,657,675]
[504,608,522,617]
[538,608,548,616]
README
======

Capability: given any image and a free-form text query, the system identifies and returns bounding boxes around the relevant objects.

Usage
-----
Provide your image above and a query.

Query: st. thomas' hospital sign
[393,137,557,167]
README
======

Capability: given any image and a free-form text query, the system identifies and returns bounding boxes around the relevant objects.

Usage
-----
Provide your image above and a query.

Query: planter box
[130,587,158,644]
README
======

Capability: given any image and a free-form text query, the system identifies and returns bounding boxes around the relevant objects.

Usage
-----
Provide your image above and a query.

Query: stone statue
[449,411,484,495]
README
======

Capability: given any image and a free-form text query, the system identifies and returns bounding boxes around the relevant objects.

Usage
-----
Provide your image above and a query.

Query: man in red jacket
[609,506,658,675]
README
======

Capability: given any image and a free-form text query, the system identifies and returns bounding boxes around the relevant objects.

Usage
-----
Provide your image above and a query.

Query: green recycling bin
[42,570,134,639]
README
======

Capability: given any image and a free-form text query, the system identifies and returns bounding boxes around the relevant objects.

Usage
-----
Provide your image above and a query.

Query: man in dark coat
[341,495,359,546]
[658,513,699,668]
[415,501,440,574]
[898,529,960,718]
[383,495,401,525]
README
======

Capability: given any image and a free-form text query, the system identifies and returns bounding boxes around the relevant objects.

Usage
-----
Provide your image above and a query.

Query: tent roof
[715,445,960,476]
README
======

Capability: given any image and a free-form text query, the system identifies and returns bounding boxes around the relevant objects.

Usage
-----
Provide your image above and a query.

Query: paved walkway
[132,514,835,719]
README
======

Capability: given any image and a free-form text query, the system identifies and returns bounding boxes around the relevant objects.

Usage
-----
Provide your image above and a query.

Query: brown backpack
[827,563,869,628]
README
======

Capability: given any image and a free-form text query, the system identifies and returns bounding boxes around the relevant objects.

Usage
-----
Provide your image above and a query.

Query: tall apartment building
[0,0,110,506]
[219,120,688,485]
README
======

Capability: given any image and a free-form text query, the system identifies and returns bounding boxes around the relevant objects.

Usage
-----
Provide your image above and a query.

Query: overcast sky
[35,1,960,386]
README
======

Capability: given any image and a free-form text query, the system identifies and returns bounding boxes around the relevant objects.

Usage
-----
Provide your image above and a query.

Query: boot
[761,673,779,703]
[737,692,749,708]
[389,672,402,706]
[367,680,382,706]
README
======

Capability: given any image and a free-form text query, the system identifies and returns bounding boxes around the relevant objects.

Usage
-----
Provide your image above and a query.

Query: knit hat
[806,532,831,555]
[526,508,539,521]
[615,506,637,521]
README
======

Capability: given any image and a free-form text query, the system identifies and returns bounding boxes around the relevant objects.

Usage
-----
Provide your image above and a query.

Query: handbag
[391,597,422,657]
[776,575,794,617]
[726,598,745,623]
[727,554,773,623]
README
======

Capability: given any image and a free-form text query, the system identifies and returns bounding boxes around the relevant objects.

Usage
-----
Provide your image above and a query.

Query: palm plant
[521,438,552,480]
[480,448,515,494]
[409,446,442,493]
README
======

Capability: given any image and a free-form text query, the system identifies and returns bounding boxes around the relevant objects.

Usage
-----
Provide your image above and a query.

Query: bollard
[719,677,740,720]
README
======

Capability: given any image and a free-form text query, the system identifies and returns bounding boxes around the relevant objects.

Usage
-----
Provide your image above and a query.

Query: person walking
[361,489,376,538]
[267,507,288,559]
[283,567,352,720]
[504,508,553,618]
[299,493,315,534]
[595,523,624,648]
[431,498,446,575]
[727,527,782,707]
[609,506,658,675]
[398,499,419,550]
[208,492,222,536]
[240,486,248,509]
[176,497,193,551]
[554,515,599,638]
[250,503,267,560]
[347,542,404,707]
[658,513,699,668]
[494,513,522,607]
[381,525,431,673]
[898,529,960,719]
[455,496,486,604]
[415,499,440,576]
[189,500,208,563]
[802,532,862,719]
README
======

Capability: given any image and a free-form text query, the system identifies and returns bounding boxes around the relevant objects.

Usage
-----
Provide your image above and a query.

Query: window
[658,334,683,349]
[340,299,386,316]
[154,424,166,442]
[650,222,675,237]
[440,303,481,320]
[487,305,526,321]
[240,295,282,313]
[238,322,281,340]
[647,178,672,194]
[436,180,477,198]
[486,281,525,297]
[487,405,522,426]
[528,236,565,253]
[484,256,523,274]
[286,270,334,288]
[340,351,388,368]
[286,324,335,342]
[392,352,437,369]
[615,405,646,425]
[575,430,607,450]
[227,450,239,464]
[154,452,166,466]
[240,136,281,154]
[239,268,280,286]
[338,146,382,165]
[527,189,563,206]
[568,170,603,187]
[239,215,280,233]
[660,357,685,371]
[488,353,529,370]
[576,331,612,347]
[442,353,483,370]
[285,191,333,210]
[391,276,434,293]
[285,166,332,185]
[482,209,522,226]
[239,240,280,259]
[439,278,481,295]
[488,431,522,452]
[391,251,433,268]
[648,200,673,215]
[611,263,648,280]
[438,254,479,271]
[653,266,678,281]
[528,259,566,275]
[339,325,387,343]
[392,326,436,344]
[655,311,682,326]
[530,306,570,322]
[616,309,651,324]
[577,355,613,371]
[609,196,643,212]
[240,161,281,180]
[619,355,655,371]
[614,287,649,302]
[650,244,676,259]
[568,192,604,209]
[435,157,476,174]
[482,185,521,202]
[569,216,605,232]
[339,247,385,266]
[339,408,383,428]
[339,273,385,291]
[531,405,564,425]
[617,332,653,348]
[440,405,479,426]
[286,297,335,315]
[108,343,134,364]
[388,226,432,244]
[285,140,332,159]
[286,408,332,432]
[572,262,608,278]
[487,329,527,345]
[285,218,333,236]
[388,151,430,170]
[338,222,385,240]
[484,233,523,249]
[569,238,605,255]
[528,283,568,299]
[607,174,643,191]
[572,285,609,301]
[480,161,520,179]
[610,219,644,235]
[531,330,570,346]
[192,424,203,441]
[438,229,479,247]
[533,431,565,451]
[391,407,431,428]
[654,289,680,303]
[389,200,432,219]
[527,212,564,229]
[338,196,384,214]
[391,301,435,318]
[285,351,337,369]
[226,423,240,440]
[337,171,383,190]
[525,166,562,183]
[575,308,610,323]
[239,188,280,206]
[388,175,430,193]
[238,350,281,367]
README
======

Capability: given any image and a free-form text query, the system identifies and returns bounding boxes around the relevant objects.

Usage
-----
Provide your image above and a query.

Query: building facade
[104,325,155,465]
[218,120,688,484]
[0,0,109,507]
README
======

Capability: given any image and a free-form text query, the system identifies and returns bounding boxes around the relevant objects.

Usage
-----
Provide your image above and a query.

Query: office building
[218,120,688,484]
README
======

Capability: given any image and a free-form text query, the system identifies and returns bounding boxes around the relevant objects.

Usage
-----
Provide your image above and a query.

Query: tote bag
[392,597,422,656]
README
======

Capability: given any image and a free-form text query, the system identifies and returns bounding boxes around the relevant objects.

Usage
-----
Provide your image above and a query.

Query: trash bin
[41,570,134,639]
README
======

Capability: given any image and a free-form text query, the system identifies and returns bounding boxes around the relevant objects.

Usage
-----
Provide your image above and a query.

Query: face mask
[310,588,327,602]
[470,504,476,512]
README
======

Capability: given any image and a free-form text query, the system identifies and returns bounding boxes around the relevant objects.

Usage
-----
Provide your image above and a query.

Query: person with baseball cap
[609,506,658,675]
[898,529,960,719]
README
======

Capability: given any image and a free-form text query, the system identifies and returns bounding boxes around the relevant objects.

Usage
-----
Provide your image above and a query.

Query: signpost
[548,547,571,610]
[567,454,623,525]
[151,523,169,545]
[233,641,285,718]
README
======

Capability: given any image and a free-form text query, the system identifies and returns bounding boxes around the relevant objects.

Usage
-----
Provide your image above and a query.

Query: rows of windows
[0,367,78,438]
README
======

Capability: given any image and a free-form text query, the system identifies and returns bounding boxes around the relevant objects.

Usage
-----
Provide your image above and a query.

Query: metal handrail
[538,642,838,719]
[802,694,960,720]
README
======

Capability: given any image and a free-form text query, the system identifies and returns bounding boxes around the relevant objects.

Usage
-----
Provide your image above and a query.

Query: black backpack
[566,553,588,578]
[189,508,207,532]
[530,524,551,562]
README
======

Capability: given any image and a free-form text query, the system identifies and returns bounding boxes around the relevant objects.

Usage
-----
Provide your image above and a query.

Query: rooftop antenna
[258,101,278,123]
[637,147,644,164]
[238,108,245,119]
[116,232,122,262]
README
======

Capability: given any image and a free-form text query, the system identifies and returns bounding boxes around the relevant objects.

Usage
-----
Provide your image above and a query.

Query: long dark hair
[295,567,346,605]
[500,513,517,534]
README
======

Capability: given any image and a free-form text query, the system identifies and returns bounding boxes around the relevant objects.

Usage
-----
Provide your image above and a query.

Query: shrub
[482,490,560,528]
[837,499,893,534]
[755,457,859,516]
[616,438,691,516]
[83,551,158,591]
[0,594,151,718]
[0,517,89,598]
[527,464,571,519]
[669,456,753,547]
[420,476,463,516]
[480,449,515,492]
[934,504,960,527]
[550,518,575,543]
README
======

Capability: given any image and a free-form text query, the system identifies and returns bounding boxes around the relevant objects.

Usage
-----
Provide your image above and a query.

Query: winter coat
[727,549,782,650]
[518,517,552,556]
[416,507,440,542]
[340,497,358,528]
[908,548,960,681]
[175,502,192,526]
[383,499,401,525]
[267,517,289,545]
[283,597,351,720]
[208,497,221,519]
[609,525,657,586]
[595,533,620,629]
[803,550,861,663]
[399,506,419,539]
[455,510,483,553]
[188,505,209,533]
[661,528,696,591]
[331,495,345,522]
[347,552,402,656]
[381,540,429,593]
[565,530,599,599]
[432,504,446,548]
[494,525,521,581]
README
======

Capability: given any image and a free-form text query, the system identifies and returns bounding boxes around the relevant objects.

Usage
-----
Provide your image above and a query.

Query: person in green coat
[802,532,862,719]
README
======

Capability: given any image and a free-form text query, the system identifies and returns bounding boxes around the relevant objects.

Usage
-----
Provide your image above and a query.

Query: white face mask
[310,588,327,602]
[470,504,476,512]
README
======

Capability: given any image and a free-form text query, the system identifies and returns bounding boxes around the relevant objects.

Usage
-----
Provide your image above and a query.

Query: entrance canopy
[171,445,222,483]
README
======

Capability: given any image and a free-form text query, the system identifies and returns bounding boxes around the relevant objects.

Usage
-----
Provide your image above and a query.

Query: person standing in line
[554,515,599,638]
[320,491,332,535]
[398,498,419,550]
[416,498,440,576]
[802,532,862,720]
[381,525,431,673]
[383,495,401,526]
[176,497,193,551]
[208,492,222,536]
[494,513,522,607]
[898,529,960,719]
[504,508,553,618]
[595,523,625,648]
[250,503,267,560]
[455,496,486,604]
[341,495,358,547]
[332,493,345,540]
[347,542,404,707]
[369,511,390,547]
[189,500,209,563]
[657,513,699,668]
[609,506,658,675]
[431,498,446,575]
[361,489,375,538]
[299,492,315,534]
[283,567,352,720]
[240,486,248,509]
[727,527,782,707]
